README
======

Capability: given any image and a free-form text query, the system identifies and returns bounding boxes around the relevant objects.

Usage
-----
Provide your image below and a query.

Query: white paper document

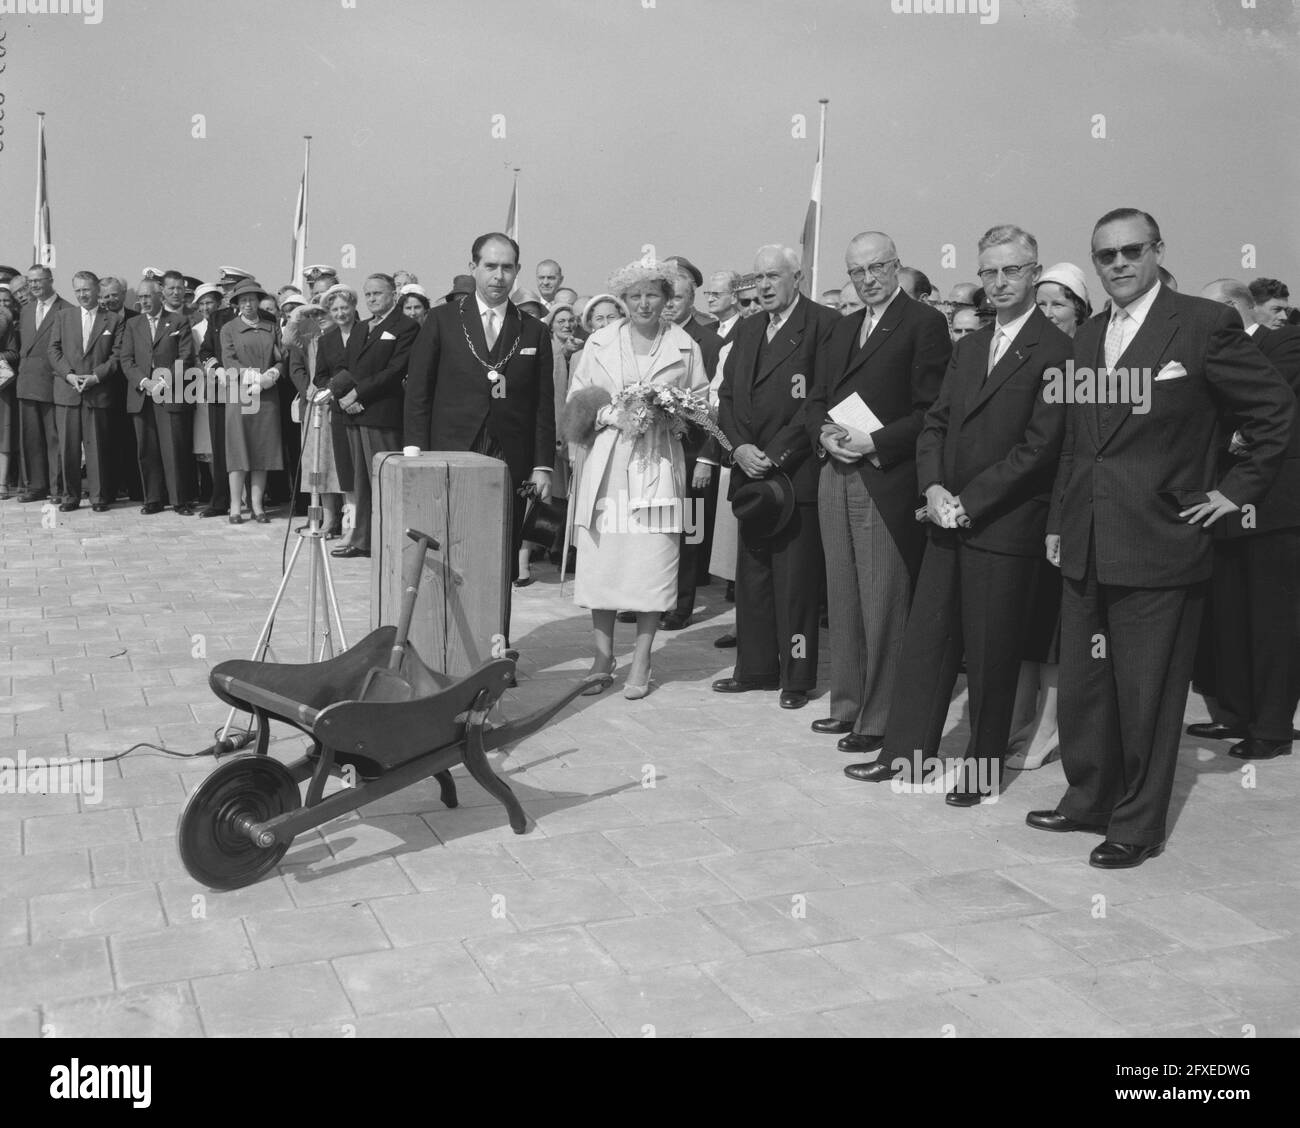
[829,392,884,435]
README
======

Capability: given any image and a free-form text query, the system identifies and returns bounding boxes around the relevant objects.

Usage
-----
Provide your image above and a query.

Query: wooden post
[372,453,511,677]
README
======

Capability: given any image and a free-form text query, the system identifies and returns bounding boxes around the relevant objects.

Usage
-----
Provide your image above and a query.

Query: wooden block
[372,453,511,677]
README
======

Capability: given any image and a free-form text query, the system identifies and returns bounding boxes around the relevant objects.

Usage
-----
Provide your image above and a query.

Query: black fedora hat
[731,473,796,539]
[521,495,568,552]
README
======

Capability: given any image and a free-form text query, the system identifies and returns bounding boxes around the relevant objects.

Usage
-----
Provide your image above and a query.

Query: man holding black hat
[712,245,838,708]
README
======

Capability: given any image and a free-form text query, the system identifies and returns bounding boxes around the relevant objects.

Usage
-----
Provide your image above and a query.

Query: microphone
[204,730,257,757]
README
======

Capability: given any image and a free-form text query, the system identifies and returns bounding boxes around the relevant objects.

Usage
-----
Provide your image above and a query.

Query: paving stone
[486,873,637,931]
[30,884,165,942]
[1055,961,1238,1031]
[0,936,114,1007]
[946,977,1127,1037]
[193,962,355,1036]
[245,902,391,967]
[694,1013,845,1038]
[395,843,529,892]
[24,808,140,854]
[504,830,636,876]
[465,925,622,991]
[603,822,732,867]
[368,885,517,946]
[700,896,857,954]
[2,849,92,897]
[1123,892,1280,950]
[281,856,415,908]
[291,1008,453,1038]
[574,966,751,1037]
[112,920,257,988]
[823,994,986,1038]
[44,982,202,1038]
[439,985,610,1038]
[703,949,872,1018]
[333,941,495,1013]
[702,848,843,900]
[587,909,744,972]
[597,861,742,915]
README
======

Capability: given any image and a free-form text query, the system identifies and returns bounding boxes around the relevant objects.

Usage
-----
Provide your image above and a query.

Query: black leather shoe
[19,491,50,503]
[253,512,271,524]
[1228,738,1292,761]
[779,690,808,710]
[140,502,165,515]
[945,789,984,807]
[659,612,690,631]
[330,545,370,558]
[58,501,79,512]
[844,760,901,782]
[838,733,883,753]
[1186,721,1244,740]
[713,634,737,649]
[198,506,224,518]
[712,677,779,694]
[174,504,198,516]
[1025,809,1108,834]
[91,503,110,513]
[811,718,853,734]
[1089,840,1163,869]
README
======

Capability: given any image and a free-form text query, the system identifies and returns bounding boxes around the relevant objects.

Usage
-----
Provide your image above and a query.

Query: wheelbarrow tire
[178,756,301,890]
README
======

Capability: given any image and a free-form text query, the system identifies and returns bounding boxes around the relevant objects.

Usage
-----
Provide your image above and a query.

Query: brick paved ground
[2,499,1298,1038]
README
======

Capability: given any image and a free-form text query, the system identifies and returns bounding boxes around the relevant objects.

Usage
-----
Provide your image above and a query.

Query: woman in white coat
[563,261,708,699]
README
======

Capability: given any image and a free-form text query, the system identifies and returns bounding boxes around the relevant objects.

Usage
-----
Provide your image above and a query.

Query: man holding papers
[806,232,952,752]
[844,225,1070,800]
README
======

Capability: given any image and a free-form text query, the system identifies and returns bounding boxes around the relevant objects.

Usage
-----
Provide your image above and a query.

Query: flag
[505,172,519,244]
[291,138,310,292]
[34,115,52,267]
[797,155,821,297]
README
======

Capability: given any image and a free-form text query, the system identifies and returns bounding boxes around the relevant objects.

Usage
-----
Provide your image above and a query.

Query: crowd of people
[1,210,1296,869]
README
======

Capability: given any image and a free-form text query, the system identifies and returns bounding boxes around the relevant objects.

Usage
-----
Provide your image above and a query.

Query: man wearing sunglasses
[1030,208,1293,868]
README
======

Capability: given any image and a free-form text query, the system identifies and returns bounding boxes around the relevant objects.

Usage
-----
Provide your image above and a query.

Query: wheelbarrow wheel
[178,756,301,890]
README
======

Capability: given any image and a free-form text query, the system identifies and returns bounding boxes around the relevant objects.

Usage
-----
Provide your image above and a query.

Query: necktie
[485,309,499,349]
[149,317,159,341]
[858,310,875,349]
[987,328,1007,377]
[1104,308,1130,370]
[36,302,48,329]
[767,315,780,342]
[83,309,95,352]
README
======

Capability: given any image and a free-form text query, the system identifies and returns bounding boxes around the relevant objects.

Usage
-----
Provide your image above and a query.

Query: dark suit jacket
[719,294,839,506]
[807,289,953,578]
[317,306,417,432]
[47,306,125,409]
[403,295,555,484]
[1215,325,1300,537]
[120,309,197,414]
[916,307,1071,557]
[18,296,72,402]
[1047,284,1293,586]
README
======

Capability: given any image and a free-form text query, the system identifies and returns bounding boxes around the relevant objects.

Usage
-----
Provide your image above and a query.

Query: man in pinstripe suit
[806,232,952,753]
[1030,208,1293,868]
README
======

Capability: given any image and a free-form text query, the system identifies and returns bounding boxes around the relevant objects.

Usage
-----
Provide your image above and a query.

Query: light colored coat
[565,320,707,537]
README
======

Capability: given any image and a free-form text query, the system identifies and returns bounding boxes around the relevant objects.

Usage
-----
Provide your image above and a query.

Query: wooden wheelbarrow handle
[479,672,614,753]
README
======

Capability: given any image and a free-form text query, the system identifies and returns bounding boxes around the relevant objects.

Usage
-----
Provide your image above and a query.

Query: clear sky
[2,0,1296,305]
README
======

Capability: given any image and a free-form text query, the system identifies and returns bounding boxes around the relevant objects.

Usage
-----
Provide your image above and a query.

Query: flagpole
[811,98,828,301]
[34,112,48,267]
[292,135,311,292]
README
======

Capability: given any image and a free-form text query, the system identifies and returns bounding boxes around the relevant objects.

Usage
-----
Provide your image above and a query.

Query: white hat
[280,292,307,309]
[398,283,429,300]
[192,283,223,305]
[1037,263,1091,310]
[140,267,165,281]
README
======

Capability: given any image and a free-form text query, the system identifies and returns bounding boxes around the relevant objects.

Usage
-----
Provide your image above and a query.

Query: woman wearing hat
[1006,263,1093,769]
[219,278,285,523]
[561,260,709,699]
[285,299,343,537]
[399,284,431,327]
[189,284,224,504]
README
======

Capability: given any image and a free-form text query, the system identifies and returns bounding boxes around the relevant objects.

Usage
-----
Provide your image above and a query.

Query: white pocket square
[520,347,537,356]
[101,329,113,336]
[380,330,396,341]
[169,329,181,337]
[1155,361,1188,381]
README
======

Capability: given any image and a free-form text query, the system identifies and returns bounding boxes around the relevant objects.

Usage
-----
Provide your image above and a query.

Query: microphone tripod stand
[215,393,349,750]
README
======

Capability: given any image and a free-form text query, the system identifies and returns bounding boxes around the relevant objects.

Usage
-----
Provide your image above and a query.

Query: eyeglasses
[738,297,760,307]
[976,262,1037,284]
[701,290,731,298]
[1091,241,1158,266]
[845,259,898,282]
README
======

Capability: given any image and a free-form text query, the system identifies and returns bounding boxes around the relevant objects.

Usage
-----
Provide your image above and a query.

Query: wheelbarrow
[177,527,611,890]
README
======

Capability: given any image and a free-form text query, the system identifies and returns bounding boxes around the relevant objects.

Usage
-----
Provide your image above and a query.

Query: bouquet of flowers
[611,384,733,452]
